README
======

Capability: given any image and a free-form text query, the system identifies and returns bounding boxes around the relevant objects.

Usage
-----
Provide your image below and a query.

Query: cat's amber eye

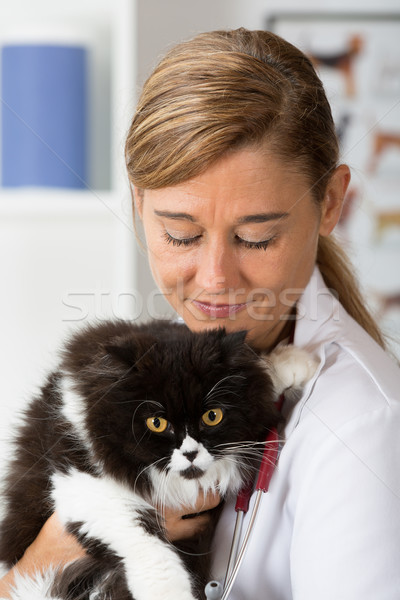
[146,417,168,433]
[202,408,223,427]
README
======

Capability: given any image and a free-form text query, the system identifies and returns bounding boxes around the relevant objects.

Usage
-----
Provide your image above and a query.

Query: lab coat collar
[293,266,398,403]
[293,267,342,352]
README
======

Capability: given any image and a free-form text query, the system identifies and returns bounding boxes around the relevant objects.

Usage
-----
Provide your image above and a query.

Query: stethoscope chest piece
[205,580,224,599]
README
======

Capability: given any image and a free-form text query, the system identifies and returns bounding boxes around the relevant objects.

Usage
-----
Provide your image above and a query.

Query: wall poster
[267,12,400,355]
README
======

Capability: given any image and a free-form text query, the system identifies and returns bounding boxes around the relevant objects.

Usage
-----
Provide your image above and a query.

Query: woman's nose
[194,240,240,294]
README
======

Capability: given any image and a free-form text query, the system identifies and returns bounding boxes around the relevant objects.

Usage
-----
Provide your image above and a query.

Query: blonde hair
[125,28,385,348]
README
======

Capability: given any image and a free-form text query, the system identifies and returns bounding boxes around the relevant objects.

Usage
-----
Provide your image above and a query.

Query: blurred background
[0,0,399,472]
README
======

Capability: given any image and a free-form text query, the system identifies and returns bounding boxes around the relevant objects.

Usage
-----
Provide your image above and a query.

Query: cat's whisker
[133,399,164,410]
[216,446,259,457]
[215,457,258,476]
[205,391,241,404]
[217,450,263,461]
[204,393,243,408]
[215,443,265,452]
[134,458,166,493]
[171,543,213,559]
[215,438,283,448]
[220,452,273,465]
[204,375,246,402]
[131,428,149,450]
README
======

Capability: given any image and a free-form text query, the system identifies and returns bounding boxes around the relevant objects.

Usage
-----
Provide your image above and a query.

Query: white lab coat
[212,267,400,599]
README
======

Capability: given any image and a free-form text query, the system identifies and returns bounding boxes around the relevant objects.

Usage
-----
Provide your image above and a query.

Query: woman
[1,28,399,599]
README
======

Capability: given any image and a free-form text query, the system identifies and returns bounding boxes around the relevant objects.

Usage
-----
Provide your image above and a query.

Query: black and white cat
[0,320,316,600]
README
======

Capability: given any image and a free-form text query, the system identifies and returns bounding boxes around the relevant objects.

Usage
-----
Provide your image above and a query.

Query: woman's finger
[161,490,221,541]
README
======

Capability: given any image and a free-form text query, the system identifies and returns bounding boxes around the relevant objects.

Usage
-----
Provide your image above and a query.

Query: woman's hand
[162,489,221,541]
[0,513,86,598]
[19,512,86,570]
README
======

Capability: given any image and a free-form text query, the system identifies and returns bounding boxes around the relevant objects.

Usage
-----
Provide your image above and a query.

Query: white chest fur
[51,468,196,600]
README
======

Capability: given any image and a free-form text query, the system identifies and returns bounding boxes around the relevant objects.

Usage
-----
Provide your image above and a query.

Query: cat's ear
[261,345,318,395]
[104,334,157,367]
[221,329,248,351]
[217,329,257,369]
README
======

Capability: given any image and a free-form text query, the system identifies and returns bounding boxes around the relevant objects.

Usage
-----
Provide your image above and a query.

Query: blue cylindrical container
[1,43,87,188]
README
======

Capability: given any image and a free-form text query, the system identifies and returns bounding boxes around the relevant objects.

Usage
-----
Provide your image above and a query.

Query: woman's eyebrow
[154,210,196,222]
[154,210,289,223]
[237,212,289,224]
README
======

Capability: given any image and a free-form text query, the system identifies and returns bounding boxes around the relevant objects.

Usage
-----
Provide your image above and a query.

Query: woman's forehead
[142,148,312,218]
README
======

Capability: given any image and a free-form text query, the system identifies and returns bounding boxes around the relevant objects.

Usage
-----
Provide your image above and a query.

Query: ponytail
[317,236,386,349]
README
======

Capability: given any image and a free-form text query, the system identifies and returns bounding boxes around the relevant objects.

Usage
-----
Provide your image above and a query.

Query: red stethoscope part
[235,392,283,510]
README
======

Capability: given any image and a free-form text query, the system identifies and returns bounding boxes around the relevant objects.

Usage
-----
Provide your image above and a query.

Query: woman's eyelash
[163,231,200,247]
[239,236,276,250]
[163,231,277,250]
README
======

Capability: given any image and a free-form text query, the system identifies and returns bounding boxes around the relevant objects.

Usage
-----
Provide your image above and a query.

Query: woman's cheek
[149,245,197,290]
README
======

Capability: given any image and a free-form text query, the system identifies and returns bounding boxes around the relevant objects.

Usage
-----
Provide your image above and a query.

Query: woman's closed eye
[163,230,277,250]
[235,234,277,250]
[163,231,202,247]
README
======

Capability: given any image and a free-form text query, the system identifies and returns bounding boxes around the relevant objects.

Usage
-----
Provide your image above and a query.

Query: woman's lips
[191,300,248,318]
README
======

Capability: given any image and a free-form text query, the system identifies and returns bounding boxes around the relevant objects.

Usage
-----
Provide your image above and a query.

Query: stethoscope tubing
[206,427,281,600]
[221,489,264,599]
[223,509,244,587]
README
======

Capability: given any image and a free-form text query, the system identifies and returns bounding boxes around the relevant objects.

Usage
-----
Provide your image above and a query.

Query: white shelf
[0,0,137,221]
[0,188,130,218]
[0,0,137,193]
[0,0,138,445]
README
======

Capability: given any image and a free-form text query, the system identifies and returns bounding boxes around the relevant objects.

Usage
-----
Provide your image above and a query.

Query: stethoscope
[205,397,283,600]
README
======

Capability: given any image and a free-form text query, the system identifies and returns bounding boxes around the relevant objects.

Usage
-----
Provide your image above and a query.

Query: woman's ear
[319,164,351,236]
[132,185,144,220]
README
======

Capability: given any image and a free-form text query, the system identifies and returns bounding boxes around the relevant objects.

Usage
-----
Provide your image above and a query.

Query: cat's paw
[263,345,318,394]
